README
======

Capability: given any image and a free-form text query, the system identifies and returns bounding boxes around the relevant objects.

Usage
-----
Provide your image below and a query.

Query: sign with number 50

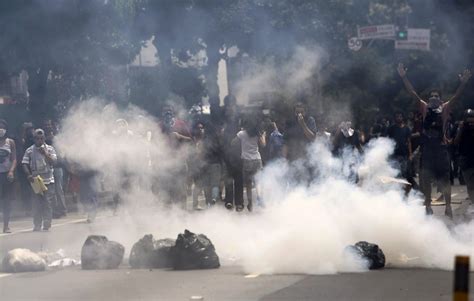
[348,37,362,51]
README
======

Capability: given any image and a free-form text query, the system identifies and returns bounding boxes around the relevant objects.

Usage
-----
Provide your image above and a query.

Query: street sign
[348,37,362,51]
[357,24,395,40]
[395,28,431,51]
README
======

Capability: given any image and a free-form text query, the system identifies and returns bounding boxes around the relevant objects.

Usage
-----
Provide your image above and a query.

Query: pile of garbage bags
[129,230,220,270]
[3,235,387,274]
[2,230,220,273]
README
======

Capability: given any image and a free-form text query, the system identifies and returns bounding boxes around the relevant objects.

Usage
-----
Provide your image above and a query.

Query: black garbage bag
[81,235,125,270]
[170,229,220,270]
[129,235,175,268]
[347,241,385,270]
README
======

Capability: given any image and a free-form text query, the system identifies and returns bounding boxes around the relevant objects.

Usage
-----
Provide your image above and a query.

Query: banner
[357,24,395,40]
[395,29,431,51]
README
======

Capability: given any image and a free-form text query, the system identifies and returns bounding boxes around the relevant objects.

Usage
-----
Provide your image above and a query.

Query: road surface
[0,185,473,301]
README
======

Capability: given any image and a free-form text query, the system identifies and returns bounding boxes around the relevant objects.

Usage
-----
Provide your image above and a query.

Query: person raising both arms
[397,63,472,217]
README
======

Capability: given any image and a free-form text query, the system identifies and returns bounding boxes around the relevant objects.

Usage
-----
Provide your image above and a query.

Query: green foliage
[0,0,146,119]
[1,0,473,124]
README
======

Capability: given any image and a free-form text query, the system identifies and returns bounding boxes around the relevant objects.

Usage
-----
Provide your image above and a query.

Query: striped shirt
[22,144,57,184]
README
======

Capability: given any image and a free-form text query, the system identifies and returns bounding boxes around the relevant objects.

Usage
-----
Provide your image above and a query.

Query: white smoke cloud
[233,45,327,105]
[52,105,472,275]
[55,99,190,204]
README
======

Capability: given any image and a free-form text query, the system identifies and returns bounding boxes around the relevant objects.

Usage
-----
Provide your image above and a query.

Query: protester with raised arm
[397,63,471,217]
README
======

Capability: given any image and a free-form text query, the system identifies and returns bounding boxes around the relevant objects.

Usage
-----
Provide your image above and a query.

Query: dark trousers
[0,172,12,229]
[224,163,243,207]
[460,157,474,205]
[420,147,451,206]
[18,169,33,213]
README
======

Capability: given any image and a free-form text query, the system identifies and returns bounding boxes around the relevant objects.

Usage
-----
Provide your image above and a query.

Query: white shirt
[237,130,261,160]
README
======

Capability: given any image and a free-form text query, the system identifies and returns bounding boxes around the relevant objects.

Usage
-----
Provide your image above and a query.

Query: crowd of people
[0,119,70,233]
[0,64,473,233]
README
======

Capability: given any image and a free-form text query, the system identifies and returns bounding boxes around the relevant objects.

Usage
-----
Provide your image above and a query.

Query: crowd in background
[0,67,473,233]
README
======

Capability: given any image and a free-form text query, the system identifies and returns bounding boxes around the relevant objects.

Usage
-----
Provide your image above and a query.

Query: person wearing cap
[22,129,57,231]
[0,119,17,233]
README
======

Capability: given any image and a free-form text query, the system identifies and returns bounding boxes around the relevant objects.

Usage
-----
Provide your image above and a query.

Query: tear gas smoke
[234,46,327,105]
[54,101,473,275]
[55,99,191,206]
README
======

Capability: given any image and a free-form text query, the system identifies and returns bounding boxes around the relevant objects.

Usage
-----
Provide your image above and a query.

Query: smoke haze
[43,2,473,275]
[234,45,327,105]
[52,101,473,275]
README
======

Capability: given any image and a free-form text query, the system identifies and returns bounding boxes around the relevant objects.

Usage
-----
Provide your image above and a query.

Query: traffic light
[395,15,408,40]
[396,26,408,40]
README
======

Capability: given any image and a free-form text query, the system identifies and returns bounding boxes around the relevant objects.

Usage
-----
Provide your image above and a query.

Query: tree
[0,0,147,121]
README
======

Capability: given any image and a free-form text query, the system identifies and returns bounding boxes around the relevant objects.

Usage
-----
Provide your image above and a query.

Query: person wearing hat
[0,119,17,233]
[22,129,57,231]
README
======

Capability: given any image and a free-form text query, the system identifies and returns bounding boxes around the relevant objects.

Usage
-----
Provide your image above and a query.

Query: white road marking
[0,273,12,278]
[245,274,260,278]
[52,218,87,228]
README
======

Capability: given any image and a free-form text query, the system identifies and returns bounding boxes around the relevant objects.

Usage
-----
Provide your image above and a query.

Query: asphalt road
[1,264,473,301]
[0,185,473,301]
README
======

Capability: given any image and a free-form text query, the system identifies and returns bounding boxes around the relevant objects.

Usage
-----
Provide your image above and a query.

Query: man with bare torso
[398,63,471,217]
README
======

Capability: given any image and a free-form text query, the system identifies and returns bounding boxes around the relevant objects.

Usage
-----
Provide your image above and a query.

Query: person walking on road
[0,120,17,233]
[22,129,58,231]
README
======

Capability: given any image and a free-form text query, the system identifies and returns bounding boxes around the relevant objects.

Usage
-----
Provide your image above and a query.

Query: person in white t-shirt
[233,117,266,211]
